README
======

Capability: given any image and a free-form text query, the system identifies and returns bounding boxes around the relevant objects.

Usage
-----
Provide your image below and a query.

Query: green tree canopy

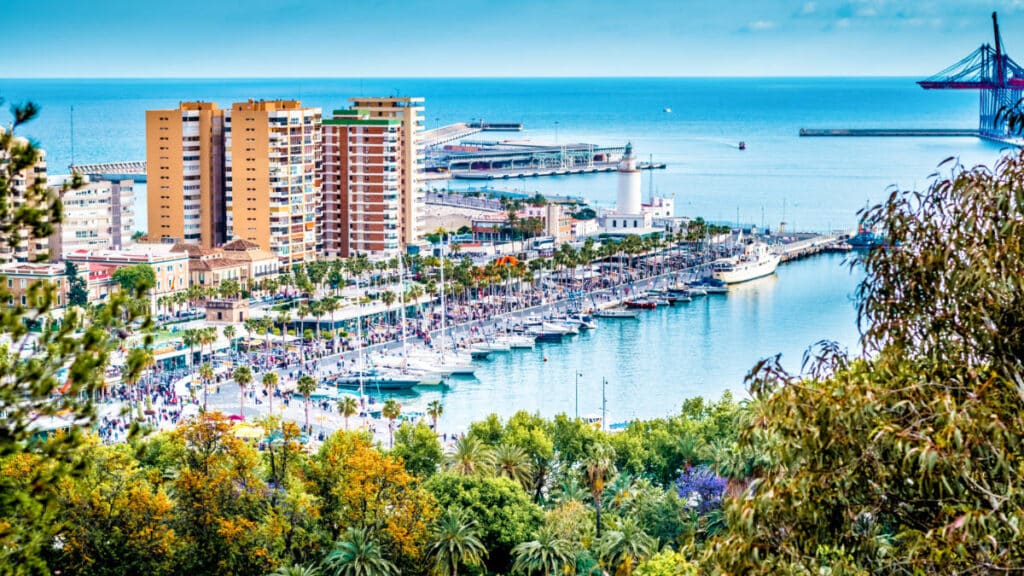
[112,263,156,293]
[392,422,443,479]
[699,151,1024,573]
[425,474,543,573]
[65,260,89,307]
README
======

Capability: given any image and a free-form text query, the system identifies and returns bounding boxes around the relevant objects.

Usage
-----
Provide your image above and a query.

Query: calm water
[0,78,1007,426]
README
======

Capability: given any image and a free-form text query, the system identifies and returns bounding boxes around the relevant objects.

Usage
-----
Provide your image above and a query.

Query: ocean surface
[0,78,1009,427]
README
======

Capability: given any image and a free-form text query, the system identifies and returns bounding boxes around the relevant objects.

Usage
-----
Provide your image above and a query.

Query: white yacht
[497,334,536,349]
[712,241,781,284]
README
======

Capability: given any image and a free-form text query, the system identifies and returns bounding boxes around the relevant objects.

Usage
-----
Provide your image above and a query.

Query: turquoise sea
[0,78,1009,427]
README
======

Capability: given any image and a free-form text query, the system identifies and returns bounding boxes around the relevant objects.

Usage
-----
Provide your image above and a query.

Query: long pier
[71,161,147,183]
[799,128,979,138]
[778,233,849,262]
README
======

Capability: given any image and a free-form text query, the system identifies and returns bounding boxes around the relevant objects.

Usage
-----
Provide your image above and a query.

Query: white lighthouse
[616,142,642,215]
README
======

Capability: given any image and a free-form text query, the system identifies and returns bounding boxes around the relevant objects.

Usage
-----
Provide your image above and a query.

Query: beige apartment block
[226,100,322,268]
[146,102,226,248]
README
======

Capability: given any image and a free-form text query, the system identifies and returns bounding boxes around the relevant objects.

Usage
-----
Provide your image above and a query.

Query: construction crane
[919,12,1024,139]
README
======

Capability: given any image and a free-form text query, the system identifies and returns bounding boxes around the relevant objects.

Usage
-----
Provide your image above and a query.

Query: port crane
[918,12,1024,139]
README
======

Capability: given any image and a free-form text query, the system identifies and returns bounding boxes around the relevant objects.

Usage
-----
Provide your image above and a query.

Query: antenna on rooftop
[648,153,654,202]
[70,105,76,169]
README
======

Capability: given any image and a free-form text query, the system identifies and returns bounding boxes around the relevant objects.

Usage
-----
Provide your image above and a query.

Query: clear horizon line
[0,74,926,81]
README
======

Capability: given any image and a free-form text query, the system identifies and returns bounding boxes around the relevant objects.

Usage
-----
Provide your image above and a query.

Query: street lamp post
[575,371,583,419]
[601,377,607,432]
[554,120,559,145]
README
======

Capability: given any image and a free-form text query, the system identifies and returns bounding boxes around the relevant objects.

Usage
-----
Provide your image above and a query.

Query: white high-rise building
[49,176,135,254]
[0,129,50,263]
[616,142,642,215]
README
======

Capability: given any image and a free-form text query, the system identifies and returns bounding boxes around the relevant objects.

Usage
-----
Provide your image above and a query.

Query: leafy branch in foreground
[699,150,1024,574]
[0,100,152,574]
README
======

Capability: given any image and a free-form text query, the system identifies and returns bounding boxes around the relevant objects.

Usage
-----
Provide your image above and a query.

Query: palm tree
[381,398,401,448]
[243,317,260,349]
[494,443,534,490]
[309,299,324,344]
[584,443,616,538]
[182,328,200,376]
[296,301,311,358]
[427,399,444,434]
[380,290,396,324]
[447,435,495,476]
[596,517,655,576]
[511,526,575,576]
[223,324,236,354]
[338,396,359,430]
[263,371,279,415]
[553,475,589,505]
[270,564,320,576]
[260,316,274,362]
[233,365,252,418]
[277,310,293,341]
[428,507,488,576]
[297,374,316,432]
[198,326,216,368]
[321,296,341,351]
[322,526,397,576]
[198,362,214,412]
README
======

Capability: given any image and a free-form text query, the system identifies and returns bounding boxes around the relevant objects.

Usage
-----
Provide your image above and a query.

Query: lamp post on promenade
[575,371,583,419]
[601,377,607,432]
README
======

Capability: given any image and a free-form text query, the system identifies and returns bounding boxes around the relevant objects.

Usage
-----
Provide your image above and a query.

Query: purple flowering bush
[675,465,727,515]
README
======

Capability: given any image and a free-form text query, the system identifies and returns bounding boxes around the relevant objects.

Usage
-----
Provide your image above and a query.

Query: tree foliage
[699,151,1024,574]
[425,473,544,573]
[0,100,150,575]
[111,263,156,293]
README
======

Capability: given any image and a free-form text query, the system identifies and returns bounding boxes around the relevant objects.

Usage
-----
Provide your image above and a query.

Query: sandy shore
[421,204,490,233]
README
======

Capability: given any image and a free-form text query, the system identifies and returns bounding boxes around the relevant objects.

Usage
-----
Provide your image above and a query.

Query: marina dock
[778,233,850,262]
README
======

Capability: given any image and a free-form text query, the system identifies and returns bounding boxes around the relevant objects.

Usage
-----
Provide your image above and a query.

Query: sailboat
[332,265,421,392]
[404,237,476,376]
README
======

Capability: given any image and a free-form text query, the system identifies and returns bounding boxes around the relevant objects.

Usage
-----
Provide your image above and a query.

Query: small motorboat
[738,141,746,151]
[566,314,598,331]
[624,299,658,309]
[498,334,536,349]
[594,308,639,319]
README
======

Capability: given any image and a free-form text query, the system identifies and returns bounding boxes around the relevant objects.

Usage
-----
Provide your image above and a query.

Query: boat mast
[354,270,365,400]
[439,236,447,366]
[398,253,409,365]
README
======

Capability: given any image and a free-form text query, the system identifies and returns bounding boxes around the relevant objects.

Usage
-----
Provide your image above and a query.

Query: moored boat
[594,308,639,319]
[624,298,658,309]
[711,241,780,284]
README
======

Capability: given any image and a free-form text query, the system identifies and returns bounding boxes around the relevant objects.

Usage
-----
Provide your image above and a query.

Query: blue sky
[5,0,1024,77]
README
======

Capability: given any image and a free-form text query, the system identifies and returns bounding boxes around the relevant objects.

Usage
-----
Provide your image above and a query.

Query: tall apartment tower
[146,102,226,248]
[225,100,322,269]
[347,97,424,247]
[0,130,50,264]
[322,109,403,258]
